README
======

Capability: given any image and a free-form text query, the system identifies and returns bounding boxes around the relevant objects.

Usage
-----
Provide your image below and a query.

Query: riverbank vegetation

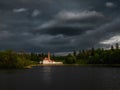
[0,50,37,69]
[0,43,120,69]
[61,43,120,65]
[51,43,120,65]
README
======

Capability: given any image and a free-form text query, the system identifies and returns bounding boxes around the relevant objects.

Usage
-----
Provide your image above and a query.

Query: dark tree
[115,43,119,49]
[73,51,77,56]
[111,45,114,51]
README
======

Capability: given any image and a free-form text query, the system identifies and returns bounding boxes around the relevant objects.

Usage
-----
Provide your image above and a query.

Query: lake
[0,66,120,90]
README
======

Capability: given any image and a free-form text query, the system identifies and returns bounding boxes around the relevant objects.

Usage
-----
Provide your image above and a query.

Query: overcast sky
[0,0,120,53]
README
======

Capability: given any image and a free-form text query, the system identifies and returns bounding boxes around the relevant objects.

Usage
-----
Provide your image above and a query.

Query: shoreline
[28,64,120,67]
[1,64,120,69]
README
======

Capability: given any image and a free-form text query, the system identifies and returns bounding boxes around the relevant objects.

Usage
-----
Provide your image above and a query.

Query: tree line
[39,43,120,65]
[0,43,120,68]
[62,43,120,64]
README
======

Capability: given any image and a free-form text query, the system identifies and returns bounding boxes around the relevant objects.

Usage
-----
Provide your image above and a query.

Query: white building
[40,52,63,65]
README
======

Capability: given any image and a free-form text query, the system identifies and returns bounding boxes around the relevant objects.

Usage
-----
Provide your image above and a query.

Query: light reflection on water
[42,66,52,84]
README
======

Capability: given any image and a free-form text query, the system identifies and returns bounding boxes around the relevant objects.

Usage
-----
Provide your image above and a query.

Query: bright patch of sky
[100,35,120,45]
[13,8,27,13]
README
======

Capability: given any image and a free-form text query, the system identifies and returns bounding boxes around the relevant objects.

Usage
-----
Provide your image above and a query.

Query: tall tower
[48,52,50,60]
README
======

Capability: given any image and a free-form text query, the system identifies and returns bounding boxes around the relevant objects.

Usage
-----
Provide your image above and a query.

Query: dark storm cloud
[37,26,94,36]
[34,10,107,36]
[40,27,84,36]
[0,0,120,53]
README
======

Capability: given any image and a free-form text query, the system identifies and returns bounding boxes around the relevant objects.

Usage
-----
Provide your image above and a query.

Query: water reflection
[0,67,120,90]
[42,66,52,84]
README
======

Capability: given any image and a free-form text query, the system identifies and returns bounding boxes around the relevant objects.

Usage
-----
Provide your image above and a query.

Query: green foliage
[64,54,76,64]
[76,43,120,64]
[0,50,36,69]
[30,53,40,62]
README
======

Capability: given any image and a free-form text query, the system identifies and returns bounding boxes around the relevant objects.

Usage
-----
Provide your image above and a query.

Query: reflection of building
[40,52,63,65]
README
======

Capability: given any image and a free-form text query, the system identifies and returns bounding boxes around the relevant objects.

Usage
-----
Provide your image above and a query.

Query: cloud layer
[0,0,120,53]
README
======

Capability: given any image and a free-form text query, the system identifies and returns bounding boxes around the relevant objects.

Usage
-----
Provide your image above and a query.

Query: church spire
[48,52,50,60]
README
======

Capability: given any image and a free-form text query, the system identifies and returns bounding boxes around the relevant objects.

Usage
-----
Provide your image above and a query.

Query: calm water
[0,66,120,90]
